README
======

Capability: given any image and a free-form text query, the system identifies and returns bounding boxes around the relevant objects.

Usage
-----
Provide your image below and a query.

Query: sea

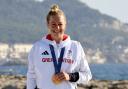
[0,63,128,80]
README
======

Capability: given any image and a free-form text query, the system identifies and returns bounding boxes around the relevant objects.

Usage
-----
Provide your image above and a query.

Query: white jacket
[27,34,92,89]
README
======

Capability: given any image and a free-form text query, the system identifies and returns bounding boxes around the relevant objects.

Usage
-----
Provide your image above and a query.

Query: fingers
[54,73,64,81]
[55,71,70,81]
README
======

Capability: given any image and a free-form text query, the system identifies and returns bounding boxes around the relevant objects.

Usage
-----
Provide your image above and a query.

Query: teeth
[53,30,59,33]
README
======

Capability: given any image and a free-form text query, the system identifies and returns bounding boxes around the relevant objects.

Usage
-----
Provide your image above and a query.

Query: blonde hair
[50,4,59,12]
[46,4,66,23]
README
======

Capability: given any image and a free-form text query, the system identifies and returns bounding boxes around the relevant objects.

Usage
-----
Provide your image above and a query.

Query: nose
[56,25,60,29]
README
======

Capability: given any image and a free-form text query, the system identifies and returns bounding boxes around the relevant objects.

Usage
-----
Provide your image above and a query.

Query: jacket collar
[42,34,71,48]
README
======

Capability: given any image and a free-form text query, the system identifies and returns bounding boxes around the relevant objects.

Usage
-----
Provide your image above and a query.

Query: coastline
[0,75,128,89]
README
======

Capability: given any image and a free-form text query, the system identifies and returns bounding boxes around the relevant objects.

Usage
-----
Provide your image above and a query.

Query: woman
[27,4,92,89]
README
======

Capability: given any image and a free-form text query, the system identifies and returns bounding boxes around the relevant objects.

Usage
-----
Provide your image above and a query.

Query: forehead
[49,15,65,23]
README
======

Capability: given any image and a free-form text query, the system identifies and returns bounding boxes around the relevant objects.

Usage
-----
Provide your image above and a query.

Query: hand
[55,71,70,82]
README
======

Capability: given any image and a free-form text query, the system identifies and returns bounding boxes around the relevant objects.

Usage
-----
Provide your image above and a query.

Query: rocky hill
[0,0,128,63]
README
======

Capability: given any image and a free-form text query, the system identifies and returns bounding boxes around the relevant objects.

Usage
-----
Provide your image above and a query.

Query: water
[0,64,128,80]
[0,65,27,75]
[90,64,128,80]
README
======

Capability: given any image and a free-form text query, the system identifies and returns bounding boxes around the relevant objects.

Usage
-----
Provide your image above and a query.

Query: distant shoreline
[0,75,128,89]
[1,64,128,80]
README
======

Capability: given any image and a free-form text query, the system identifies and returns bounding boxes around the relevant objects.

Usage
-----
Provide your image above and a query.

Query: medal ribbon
[49,44,65,74]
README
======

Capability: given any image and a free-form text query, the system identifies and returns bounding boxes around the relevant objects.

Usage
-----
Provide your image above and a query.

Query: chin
[51,32,63,36]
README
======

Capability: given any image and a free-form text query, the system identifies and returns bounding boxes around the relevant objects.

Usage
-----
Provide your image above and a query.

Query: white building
[9,44,32,59]
[0,43,9,59]
[0,43,32,59]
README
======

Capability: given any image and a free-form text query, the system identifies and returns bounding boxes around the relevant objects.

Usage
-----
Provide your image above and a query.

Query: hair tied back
[51,4,60,12]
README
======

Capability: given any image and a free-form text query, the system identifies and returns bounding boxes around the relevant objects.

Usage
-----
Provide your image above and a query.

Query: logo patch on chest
[67,50,72,59]
[42,50,49,55]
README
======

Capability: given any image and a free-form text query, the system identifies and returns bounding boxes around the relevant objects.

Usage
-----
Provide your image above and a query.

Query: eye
[52,24,56,26]
[58,23,63,26]
[52,24,56,27]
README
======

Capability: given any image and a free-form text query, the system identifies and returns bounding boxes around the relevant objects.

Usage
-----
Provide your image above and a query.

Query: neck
[55,39,62,44]
[51,35,63,44]
[46,34,68,43]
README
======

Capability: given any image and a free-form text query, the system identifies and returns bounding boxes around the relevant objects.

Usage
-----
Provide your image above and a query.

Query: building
[0,43,32,59]
[0,43,9,59]
[9,44,32,59]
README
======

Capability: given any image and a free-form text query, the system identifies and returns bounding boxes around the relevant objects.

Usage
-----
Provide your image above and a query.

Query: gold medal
[52,75,61,84]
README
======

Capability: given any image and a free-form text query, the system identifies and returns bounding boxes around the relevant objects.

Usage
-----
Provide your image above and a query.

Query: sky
[80,0,128,23]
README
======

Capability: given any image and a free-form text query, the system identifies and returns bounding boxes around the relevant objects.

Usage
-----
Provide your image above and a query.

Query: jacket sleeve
[27,46,37,89]
[77,42,92,84]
